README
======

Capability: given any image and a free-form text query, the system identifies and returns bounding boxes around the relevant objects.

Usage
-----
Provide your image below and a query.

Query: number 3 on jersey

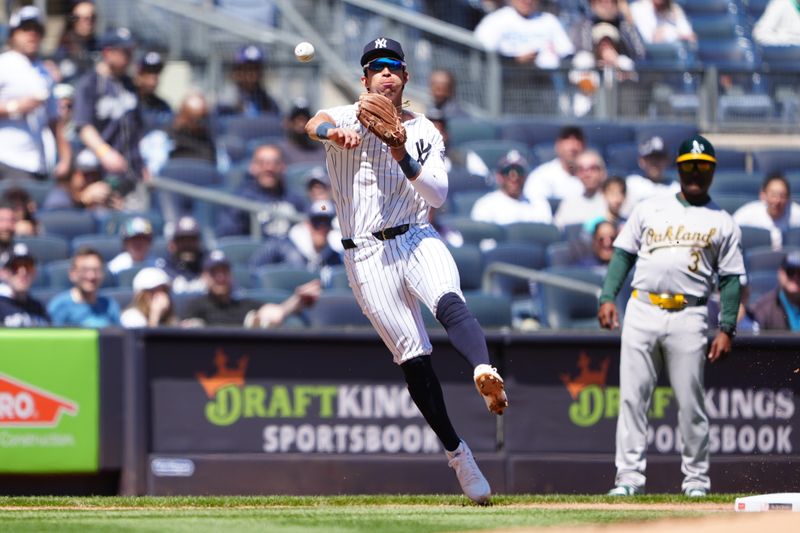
[688,250,700,272]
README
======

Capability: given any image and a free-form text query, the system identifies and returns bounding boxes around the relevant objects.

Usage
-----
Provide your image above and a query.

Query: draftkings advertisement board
[504,338,800,457]
[145,334,498,456]
[0,329,99,473]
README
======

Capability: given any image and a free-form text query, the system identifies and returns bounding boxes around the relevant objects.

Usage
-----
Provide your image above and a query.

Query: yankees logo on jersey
[319,104,447,240]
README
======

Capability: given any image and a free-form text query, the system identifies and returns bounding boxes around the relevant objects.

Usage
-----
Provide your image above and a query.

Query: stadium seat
[696,39,756,70]
[99,287,134,311]
[581,122,636,151]
[237,288,292,304]
[640,42,691,68]
[784,228,800,247]
[539,267,603,329]
[546,241,575,267]
[0,178,52,207]
[256,265,317,292]
[161,158,221,187]
[16,235,70,263]
[532,142,556,164]
[231,266,257,289]
[739,225,773,250]
[223,115,283,142]
[71,234,122,261]
[463,293,512,329]
[745,246,792,274]
[710,171,761,196]
[606,142,640,175]
[322,264,349,290]
[747,270,777,303]
[760,45,800,73]
[447,117,499,146]
[38,210,97,240]
[30,287,62,307]
[217,133,249,164]
[718,94,774,122]
[743,0,772,19]
[690,13,744,41]
[504,222,561,247]
[442,217,505,245]
[752,150,800,175]
[305,290,372,328]
[677,0,739,15]
[116,266,145,288]
[216,236,262,266]
[714,148,748,171]
[498,119,564,147]
[458,139,530,170]
[447,244,483,291]
[284,162,322,194]
[450,190,490,216]
[714,194,753,215]
[481,243,547,297]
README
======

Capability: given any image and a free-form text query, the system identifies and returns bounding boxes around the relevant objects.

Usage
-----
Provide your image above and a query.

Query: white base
[735,493,800,512]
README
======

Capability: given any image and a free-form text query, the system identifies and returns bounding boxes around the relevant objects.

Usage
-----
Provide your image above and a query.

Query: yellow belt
[631,289,707,310]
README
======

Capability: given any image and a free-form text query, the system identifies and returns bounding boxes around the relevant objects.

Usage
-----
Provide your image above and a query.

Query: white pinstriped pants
[344,223,463,364]
[615,296,711,492]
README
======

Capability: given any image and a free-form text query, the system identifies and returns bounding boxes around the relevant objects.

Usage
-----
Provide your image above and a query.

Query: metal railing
[481,262,602,298]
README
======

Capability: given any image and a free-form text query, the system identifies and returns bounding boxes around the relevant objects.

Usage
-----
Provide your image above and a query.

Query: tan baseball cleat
[473,364,508,415]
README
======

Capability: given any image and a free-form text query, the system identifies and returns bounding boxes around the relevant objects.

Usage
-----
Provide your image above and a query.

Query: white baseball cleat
[608,485,644,496]
[446,440,491,504]
[473,364,508,415]
[684,488,708,497]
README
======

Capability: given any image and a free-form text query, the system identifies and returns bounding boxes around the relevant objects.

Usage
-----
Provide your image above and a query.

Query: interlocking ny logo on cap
[374,38,388,49]
[691,140,705,154]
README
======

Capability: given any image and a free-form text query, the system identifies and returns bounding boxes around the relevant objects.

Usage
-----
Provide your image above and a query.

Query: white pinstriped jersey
[318,104,446,238]
[615,193,745,298]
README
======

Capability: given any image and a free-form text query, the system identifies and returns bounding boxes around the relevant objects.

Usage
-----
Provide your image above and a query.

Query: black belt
[342,224,410,250]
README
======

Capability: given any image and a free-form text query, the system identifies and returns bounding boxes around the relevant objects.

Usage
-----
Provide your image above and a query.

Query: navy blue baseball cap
[360,37,405,67]
[236,44,265,65]
[99,27,136,49]
[9,6,45,34]
[139,51,164,73]
[203,249,231,271]
[497,150,528,175]
[1,243,35,269]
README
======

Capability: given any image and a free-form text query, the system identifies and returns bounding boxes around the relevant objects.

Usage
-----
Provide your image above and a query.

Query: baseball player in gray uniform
[597,135,745,497]
[305,37,507,504]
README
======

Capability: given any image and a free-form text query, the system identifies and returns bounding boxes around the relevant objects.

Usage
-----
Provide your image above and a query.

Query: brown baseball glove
[356,92,406,148]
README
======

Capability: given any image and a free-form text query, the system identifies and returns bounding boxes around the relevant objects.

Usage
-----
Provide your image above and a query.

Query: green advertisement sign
[0,329,99,473]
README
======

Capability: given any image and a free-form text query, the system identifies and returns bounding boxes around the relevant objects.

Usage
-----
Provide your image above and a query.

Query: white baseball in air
[294,41,315,62]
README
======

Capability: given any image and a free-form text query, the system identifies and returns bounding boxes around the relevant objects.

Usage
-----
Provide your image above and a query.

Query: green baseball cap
[676,134,717,164]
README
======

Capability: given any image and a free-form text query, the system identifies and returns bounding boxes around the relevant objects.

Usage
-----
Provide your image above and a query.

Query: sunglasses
[365,58,405,72]
[678,161,714,173]
[310,217,332,229]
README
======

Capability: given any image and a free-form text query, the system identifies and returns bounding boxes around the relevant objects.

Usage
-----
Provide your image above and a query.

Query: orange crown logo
[559,352,609,400]
[196,349,249,398]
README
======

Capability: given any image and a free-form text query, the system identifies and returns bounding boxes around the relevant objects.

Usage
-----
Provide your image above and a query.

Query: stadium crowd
[0,0,799,334]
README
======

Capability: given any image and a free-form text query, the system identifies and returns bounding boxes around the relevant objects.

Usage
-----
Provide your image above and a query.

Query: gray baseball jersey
[318,104,461,364]
[614,194,746,297]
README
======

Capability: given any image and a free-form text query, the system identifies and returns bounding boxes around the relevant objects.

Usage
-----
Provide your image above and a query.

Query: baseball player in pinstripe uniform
[598,135,745,497]
[305,37,507,504]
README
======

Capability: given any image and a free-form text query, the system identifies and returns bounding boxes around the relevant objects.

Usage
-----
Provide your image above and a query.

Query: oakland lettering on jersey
[644,225,717,250]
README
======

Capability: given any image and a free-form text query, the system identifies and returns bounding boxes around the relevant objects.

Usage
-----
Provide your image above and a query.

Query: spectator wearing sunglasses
[250,200,342,272]
[733,174,800,251]
[54,0,100,83]
[750,251,800,331]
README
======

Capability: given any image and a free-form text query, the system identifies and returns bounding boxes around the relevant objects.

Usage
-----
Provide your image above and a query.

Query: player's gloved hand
[707,332,732,363]
[327,127,362,149]
[597,301,619,330]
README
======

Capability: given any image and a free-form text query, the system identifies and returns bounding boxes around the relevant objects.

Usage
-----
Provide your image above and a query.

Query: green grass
[0,494,741,533]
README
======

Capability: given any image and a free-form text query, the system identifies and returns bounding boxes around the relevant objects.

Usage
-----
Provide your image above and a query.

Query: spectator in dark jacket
[0,200,15,257]
[216,144,304,238]
[0,243,49,327]
[570,0,646,61]
[53,0,100,82]
[750,251,800,331]
[215,44,281,117]
[277,98,325,166]
[168,92,216,163]
[163,215,207,295]
[136,51,173,133]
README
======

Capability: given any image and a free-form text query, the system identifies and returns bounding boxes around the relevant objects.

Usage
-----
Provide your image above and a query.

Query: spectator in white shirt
[629,0,696,45]
[554,150,609,229]
[733,174,800,251]
[753,0,800,46]
[472,150,553,225]
[0,6,71,181]
[474,0,575,68]
[108,216,163,275]
[524,125,586,202]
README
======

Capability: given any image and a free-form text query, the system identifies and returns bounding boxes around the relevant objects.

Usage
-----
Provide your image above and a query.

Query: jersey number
[688,250,700,272]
